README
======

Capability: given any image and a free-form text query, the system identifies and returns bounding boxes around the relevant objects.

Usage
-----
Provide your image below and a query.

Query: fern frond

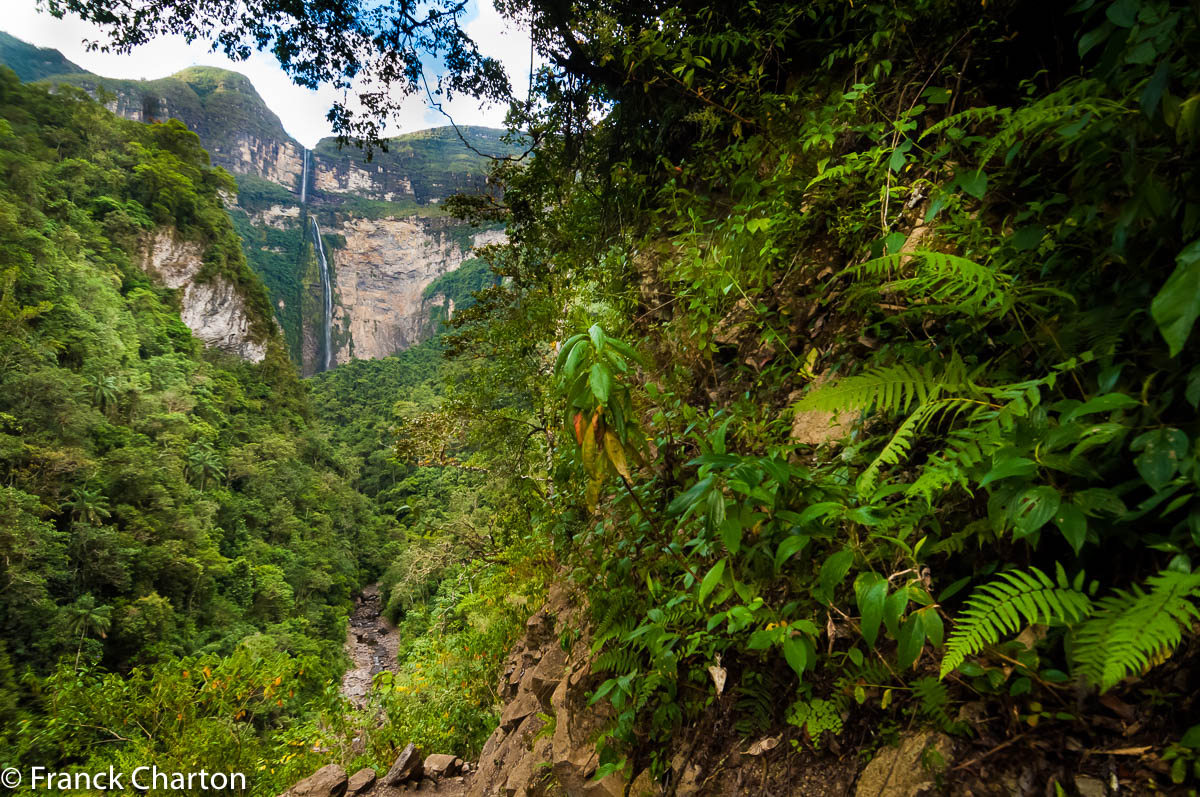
[594,646,642,676]
[859,397,989,495]
[1073,570,1200,692]
[847,251,1013,316]
[794,363,945,415]
[940,567,1091,677]
[806,150,885,189]
[920,105,1011,141]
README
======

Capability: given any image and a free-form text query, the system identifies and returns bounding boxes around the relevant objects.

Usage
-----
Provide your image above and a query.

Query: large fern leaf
[858,396,988,495]
[793,363,947,415]
[940,567,1092,677]
[847,250,1013,316]
[1073,569,1200,692]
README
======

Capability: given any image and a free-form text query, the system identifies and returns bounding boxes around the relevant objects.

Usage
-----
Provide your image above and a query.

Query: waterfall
[299,148,309,204]
[311,218,333,371]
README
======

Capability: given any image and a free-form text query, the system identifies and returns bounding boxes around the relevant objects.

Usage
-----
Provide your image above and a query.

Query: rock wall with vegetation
[0,33,519,373]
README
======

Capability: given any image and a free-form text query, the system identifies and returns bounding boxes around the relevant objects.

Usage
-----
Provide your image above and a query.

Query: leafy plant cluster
[437,0,1200,783]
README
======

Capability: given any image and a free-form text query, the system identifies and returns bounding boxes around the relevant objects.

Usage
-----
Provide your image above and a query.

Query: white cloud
[5,0,533,147]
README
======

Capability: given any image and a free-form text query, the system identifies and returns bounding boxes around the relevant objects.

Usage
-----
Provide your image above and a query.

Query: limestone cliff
[331,221,505,364]
[140,228,268,362]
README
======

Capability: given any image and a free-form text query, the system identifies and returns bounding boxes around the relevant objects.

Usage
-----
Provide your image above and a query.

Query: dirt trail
[341,584,400,707]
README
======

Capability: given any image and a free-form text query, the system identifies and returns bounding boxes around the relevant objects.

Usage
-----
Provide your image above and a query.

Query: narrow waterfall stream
[310,217,333,371]
[341,584,399,707]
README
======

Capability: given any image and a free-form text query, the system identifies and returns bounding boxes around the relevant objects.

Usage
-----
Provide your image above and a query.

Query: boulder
[346,768,376,795]
[286,764,347,797]
[423,754,460,778]
[383,742,423,786]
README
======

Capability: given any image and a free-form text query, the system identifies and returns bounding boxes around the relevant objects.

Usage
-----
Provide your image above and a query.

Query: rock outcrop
[331,221,505,363]
[140,228,267,362]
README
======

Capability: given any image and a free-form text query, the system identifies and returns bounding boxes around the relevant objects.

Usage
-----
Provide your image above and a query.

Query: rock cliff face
[331,222,505,364]
[140,229,268,362]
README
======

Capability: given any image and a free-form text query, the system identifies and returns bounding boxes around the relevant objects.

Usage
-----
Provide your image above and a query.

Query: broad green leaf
[1132,427,1189,491]
[921,607,944,648]
[980,456,1037,487]
[667,476,713,517]
[1073,487,1127,517]
[1150,240,1200,357]
[1054,502,1088,555]
[706,487,726,529]
[884,231,907,254]
[589,363,612,404]
[1061,392,1139,424]
[588,323,606,353]
[883,587,909,640]
[563,337,588,380]
[698,559,726,605]
[855,573,888,648]
[1181,724,1200,748]
[957,169,988,200]
[1106,0,1138,26]
[1186,366,1200,409]
[1010,485,1061,537]
[555,334,587,375]
[896,612,926,670]
[747,628,777,651]
[1010,225,1045,251]
[818,549,855,600]
[719,513,743,555]
[797,501,843,525]
[774,534,809,572]
[782,634,811,677]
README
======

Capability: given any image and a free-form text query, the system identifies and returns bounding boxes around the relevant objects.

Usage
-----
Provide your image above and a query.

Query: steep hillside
[0,66,398,791]
[0,31,87,82]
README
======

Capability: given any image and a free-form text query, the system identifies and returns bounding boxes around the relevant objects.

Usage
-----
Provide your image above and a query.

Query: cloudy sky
[6,0,534,148]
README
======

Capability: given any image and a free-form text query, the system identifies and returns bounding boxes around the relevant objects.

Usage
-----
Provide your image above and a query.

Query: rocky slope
[0,32,517,373]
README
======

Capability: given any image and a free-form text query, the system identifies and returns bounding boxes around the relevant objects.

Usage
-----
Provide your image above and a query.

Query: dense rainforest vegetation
[4,0,1200,792]
[430,0,1200,787]
[0,69,401,790]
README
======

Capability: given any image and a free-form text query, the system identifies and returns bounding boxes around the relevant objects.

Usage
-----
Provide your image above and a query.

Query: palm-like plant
[65,593,112,670]
[186,442,225,491]
[84,374,119,415]
[65,485,111,525]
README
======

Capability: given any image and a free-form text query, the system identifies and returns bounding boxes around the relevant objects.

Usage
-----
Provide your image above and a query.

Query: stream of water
[310,217,333,371]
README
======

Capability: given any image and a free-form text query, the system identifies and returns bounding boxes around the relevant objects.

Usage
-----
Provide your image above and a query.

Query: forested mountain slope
[0,68,397,789]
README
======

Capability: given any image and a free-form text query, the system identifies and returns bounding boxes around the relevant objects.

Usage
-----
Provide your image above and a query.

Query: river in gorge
[340,583,400,707]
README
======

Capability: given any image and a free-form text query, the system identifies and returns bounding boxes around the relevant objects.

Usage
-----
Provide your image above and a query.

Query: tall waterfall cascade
[310,218,333,372]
